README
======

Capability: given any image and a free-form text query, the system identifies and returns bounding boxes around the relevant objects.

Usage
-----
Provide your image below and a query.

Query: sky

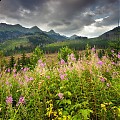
[0,0,119,38]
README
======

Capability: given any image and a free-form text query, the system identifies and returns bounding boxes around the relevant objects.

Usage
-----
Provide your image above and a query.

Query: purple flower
[14,64,17,67]
[92,47,95,52]
[25,75,29,82]
[58,93,64,99]
[98,61,103,66]
[100,77,105,82]
[118,54,120,59]
[60,59,65,65]
[60,74,66,80]
[16,96,25,106]
[38,59,42,63]
[7,68,10,72]
[70,53,76,61]
[23,67,28,72]
[40,63,45,67]
[13,69,16,73]
[6,96,13,104]
[29,77,34,81]
[14,74,17,77]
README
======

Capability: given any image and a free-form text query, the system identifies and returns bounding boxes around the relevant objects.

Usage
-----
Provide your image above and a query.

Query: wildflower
[7,68,10,72]
[60,74,66,80]
[14,64,17,67]
[40,63,45,67]
[100,77,105,82]
[6,96,13,104]
[13,69,16,73]
[6,81,9,85]
[38,59,42,63]
[107,83,110,87]
[23,67,29,72]
[29,77,34,81]
[25,75,29,82]
[60,59,65,65]
[70,53,76,61]
[118,54,120,59]
[98,61,103,66]
[14,73,17,77]
[92,47,95,52]
[16,96,25,106]
[58,93,64,99]
[112,62,115,65]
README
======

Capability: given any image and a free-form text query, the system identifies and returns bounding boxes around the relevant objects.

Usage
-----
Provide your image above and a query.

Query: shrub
[58,46,79,62]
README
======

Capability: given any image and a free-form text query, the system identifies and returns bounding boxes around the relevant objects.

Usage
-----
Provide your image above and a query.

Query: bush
[58,46,79,62]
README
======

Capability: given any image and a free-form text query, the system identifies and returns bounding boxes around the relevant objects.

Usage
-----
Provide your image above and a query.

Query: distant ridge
[99,26,120,40]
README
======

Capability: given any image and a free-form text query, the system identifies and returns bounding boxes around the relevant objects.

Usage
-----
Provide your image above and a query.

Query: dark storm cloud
[0,0,119,36]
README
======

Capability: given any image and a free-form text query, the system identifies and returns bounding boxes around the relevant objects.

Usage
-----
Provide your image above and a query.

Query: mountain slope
[45,30,67,41]
[99,26,120,40]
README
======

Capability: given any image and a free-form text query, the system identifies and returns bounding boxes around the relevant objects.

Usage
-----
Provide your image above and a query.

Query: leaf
[65,91,72,97]
[62,99,71,105]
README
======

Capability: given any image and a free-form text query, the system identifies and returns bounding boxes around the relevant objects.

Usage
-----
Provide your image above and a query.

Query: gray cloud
[0,0,119,37]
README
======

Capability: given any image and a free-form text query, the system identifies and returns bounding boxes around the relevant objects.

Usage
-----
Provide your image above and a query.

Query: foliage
[58,46,79,62]
[0,48,120,120]
[29,46,44,69]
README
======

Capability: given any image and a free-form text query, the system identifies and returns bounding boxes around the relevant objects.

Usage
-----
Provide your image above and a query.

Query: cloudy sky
[0,0,119,38]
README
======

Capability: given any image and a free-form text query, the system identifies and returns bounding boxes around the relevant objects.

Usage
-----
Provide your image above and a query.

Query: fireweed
[0,50,120,120]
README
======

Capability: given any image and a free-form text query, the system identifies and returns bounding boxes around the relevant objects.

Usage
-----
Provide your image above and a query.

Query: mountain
[69,34,87,40]
[45,30,68,41]
[0,23,69,42]
[99,26,120,40]
[0,23,43,42]
[29,26,43,33]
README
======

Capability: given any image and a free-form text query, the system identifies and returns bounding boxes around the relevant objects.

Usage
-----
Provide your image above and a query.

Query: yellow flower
[101,104,106,111]
[101,104,105,108]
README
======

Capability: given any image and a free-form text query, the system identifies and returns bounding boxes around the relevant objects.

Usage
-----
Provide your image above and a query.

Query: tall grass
[0,49,120,120]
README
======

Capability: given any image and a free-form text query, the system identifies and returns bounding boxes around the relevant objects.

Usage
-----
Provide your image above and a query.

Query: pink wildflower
[7,68,10,72]
[92,47,95,52]
[118,54,120,59]
[98,61,103,66]
[6,96,13,104]
[107,83,110,87]
[100,77,105,82]
[25,75,29,82]
[29,77,34,81]
[38,59,42,63]
[40,63,45,67]
[60,74,66,80]
[16,96,25,106]
[13,69,16,73]
[60,59,65,65]
[58,93,64,100]
[112,62,115,65]
[14,64,17,67]
[70,53,76,61]
[14,73,17,77]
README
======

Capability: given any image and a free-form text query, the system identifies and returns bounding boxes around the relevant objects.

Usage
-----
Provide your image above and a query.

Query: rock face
[99,26,120,40]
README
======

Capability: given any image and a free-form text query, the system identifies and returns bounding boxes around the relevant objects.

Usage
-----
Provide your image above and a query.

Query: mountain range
[0,23,88,42]
[0,23,119,55]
